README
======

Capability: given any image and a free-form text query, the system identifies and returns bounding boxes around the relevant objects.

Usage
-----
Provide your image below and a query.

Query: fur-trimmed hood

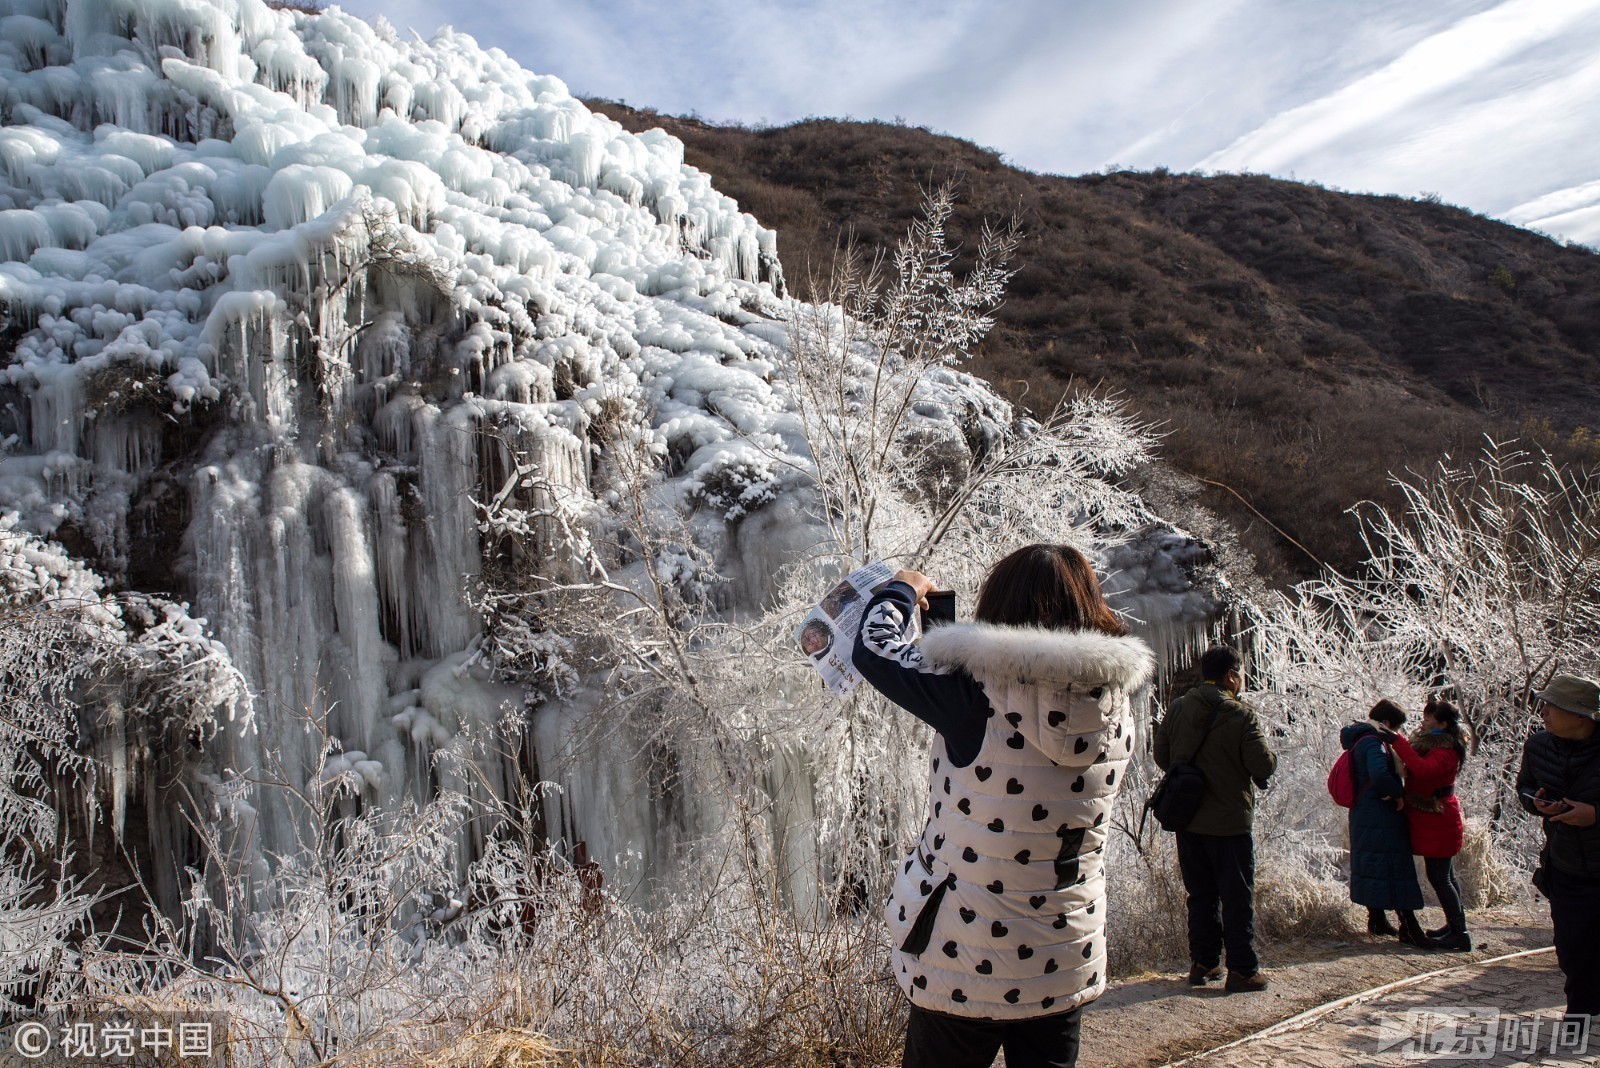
[919,623,1154,692]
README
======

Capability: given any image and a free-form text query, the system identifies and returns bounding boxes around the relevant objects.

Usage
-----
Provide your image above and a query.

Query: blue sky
[338,0,1600,243]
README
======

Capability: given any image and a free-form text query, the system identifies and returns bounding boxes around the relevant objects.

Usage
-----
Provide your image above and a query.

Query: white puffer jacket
[883,622,1153,1019]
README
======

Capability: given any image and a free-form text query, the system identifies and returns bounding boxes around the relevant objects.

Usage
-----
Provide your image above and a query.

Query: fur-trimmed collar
[919,622,1154,690]
[1409,728,1465,757]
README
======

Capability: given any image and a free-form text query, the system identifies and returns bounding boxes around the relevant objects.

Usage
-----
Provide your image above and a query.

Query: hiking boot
[1367,910,1397,936]
[1187,963,1223,986]
[1224,970,1268,993]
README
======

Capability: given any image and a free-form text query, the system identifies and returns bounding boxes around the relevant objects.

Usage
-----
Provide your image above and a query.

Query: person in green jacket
[1153,646,1278,993]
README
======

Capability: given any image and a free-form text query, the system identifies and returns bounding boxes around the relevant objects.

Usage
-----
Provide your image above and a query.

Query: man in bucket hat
[1516,672,1600,1033]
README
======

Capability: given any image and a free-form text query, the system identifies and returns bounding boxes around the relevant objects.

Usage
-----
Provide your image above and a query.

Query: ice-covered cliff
[0,0,1219,911]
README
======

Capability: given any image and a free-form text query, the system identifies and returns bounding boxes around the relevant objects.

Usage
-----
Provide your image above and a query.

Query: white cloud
[1199,0,1600,201]
[334,0,1600,241]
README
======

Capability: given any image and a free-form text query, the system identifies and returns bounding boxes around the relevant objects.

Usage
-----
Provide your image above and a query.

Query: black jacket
[1516,729,1600,879]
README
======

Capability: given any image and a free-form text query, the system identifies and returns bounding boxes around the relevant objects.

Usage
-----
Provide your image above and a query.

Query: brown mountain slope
[590,105,1600,581]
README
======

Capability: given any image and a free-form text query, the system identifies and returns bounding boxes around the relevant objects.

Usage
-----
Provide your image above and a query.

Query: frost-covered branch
[1246,438,1600,857]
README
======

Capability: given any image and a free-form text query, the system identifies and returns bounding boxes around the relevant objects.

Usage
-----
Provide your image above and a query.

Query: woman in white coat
[853,544,1153,1068]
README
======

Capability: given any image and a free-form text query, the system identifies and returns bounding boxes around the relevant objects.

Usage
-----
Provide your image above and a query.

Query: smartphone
[1520,787,1568,808]
[921,591,956,630]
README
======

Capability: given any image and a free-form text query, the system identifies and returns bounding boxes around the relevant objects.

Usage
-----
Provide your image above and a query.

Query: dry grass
[1253,858,1361,943]
[416,1029,567,1068]
[1452,819,1521,912]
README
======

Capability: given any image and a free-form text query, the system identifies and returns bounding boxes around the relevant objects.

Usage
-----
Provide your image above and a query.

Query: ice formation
[0,0,1216,908]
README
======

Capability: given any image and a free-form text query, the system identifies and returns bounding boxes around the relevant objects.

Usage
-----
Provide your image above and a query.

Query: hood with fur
[920,622,1152,777]
[919,623,1154,692]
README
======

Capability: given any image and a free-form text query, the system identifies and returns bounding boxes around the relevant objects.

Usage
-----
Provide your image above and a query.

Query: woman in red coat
[1387,696,1472,950]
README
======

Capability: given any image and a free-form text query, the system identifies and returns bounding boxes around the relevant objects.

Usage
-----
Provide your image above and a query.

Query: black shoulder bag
[1144,705,1223,833]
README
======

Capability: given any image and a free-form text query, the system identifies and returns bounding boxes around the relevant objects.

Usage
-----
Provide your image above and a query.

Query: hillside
[589,106,1600,580]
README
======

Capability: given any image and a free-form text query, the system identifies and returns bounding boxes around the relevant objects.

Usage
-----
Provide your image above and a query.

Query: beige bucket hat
[1535,673,1600,720]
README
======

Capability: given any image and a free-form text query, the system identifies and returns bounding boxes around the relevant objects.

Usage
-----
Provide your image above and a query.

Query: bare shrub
[1103,836,1189,976]
[0,521,249,1014]
[64,753,906,1066]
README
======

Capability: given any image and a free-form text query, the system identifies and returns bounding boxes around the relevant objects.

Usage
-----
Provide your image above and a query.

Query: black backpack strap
[1140,702,1225,840]
[1184,704,1224,764]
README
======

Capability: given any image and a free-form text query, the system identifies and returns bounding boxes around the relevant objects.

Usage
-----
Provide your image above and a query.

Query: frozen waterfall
[0,0,1219,921]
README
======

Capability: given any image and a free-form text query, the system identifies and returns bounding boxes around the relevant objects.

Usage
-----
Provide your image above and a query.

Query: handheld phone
[1520,787,1568,808]
[921,590,956,630]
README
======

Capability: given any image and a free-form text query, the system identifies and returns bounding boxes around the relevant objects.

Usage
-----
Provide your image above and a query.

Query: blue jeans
[1176,831,1259,975]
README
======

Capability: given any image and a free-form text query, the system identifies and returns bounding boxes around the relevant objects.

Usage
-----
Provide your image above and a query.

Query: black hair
[1368,699,1406,729]
[974,544,1126,636]
[1199,646,1242,682]
[1422,694,1473,756]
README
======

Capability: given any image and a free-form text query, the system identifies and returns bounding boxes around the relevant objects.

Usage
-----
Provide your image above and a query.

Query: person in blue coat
[1340,700,1432,948]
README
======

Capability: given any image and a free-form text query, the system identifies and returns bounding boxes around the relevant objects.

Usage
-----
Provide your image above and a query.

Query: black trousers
[1423,856,1466,930]
[903,1004,1082,1068]
[1175,831,1259,976]
[1547,865,1600,1019]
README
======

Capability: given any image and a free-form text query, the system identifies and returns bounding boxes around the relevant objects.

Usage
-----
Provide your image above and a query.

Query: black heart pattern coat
[874,618,1152,1019]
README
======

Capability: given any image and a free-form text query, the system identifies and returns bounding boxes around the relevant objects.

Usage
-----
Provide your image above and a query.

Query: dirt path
[1071,905,1560,1068]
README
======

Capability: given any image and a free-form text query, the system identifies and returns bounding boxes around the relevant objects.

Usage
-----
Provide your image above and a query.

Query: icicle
[417,650,522,878]
[410,79,466,131]
[326,53,381,128]
[0,14,62,72]
[412,403,482,656]
[88,411,163,477]
[0,207,55,261]
[0,125,62,187]
[323,485,392,754]
[186,459,282,870]
[530,690,654,892]
[368,472,415,657]
[250,30,328,109]
[374,392,426,460]
[88,65,160,134]
[765,739,820,916]
[28,365,82,455]
[105,698,128,842]
[203,290,293,430]
[566,130,604,190]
